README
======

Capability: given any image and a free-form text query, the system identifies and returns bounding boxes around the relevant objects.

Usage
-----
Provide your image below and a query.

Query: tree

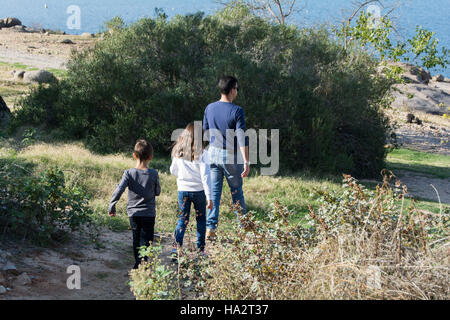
[217,0,302,25]
[335,0,449,79]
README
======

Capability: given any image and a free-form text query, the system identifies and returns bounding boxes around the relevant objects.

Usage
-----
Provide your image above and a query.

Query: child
[170,122,213,258]
[108,139,161,270]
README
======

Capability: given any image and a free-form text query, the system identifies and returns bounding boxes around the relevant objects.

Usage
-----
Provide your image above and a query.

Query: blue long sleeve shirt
[202,101,249,153]
[108,168,161,217]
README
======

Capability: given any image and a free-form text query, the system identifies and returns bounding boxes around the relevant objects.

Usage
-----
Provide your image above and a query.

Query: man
[203,75,250,240]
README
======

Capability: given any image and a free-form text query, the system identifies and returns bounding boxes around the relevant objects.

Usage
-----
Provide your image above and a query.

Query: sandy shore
[0,29,96,69]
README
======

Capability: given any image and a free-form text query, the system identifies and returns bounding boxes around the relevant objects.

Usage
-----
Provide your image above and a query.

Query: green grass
[47,68,68,78]
[0,60,67,78]
[386,148,450,179]
[1,140,447,239]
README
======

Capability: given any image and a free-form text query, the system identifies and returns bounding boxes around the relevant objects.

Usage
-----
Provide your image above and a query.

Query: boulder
[13,272,32,287]
[23,70,57,84]
[61,39,75,44]
[2,261,17,276]
[409,65,432,84]
[0,96,11,118]
[9,25,26,32]
[13,70,25,81]
[80,32,94,38]
[0,286,6,294]
[2,17,22,28]
[432,74,445,82]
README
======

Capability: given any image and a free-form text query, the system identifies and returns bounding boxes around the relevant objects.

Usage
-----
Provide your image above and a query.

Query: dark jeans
[129,216,155,269]
[173,191,207,251]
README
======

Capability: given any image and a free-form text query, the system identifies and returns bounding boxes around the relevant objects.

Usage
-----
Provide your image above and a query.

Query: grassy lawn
[386,148,450,179]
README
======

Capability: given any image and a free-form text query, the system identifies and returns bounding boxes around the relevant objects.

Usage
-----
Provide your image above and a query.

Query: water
[1,0,449,75]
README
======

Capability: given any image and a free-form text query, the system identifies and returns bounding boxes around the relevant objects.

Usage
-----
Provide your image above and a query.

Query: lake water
[1,0,449,76]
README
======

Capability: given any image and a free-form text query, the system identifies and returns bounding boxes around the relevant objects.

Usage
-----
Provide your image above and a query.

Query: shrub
[175,172,448,300]
[0,155,93,244]
[129,245,176,300]
[10,7,393,178]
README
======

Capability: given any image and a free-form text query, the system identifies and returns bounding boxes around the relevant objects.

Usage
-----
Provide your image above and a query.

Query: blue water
[1,0,449,75]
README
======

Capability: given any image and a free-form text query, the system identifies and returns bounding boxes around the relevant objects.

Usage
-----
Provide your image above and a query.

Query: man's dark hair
[134,139,153,161]
[218,75,238,95]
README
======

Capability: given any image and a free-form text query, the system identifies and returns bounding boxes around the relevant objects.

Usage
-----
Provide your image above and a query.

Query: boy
[108,139,161,269]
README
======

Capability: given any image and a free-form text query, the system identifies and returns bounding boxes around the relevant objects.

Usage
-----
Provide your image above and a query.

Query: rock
[9,25,26,32]
[80,32,94,38]
[409,66,432,84]
[23,70,57,84]
[2,261,16,271]
[13,70,25,81]
[0,96,11,122]
[0,286,6,294]
[61,39,75,44]
[432,74,445,82]
[13,272,32,287]
[2,261,17,273]
[2,17,22,28]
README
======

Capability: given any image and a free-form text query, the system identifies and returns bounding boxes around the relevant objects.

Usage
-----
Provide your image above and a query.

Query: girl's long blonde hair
[171,122,204,161]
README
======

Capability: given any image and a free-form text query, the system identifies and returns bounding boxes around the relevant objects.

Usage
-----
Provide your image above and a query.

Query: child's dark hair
[134,139,153,161]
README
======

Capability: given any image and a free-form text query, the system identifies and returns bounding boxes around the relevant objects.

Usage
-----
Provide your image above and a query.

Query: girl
[170,122,213,258]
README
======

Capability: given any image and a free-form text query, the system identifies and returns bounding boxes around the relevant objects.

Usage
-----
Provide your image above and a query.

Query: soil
[0,29,96,69]
[0,230,177,300]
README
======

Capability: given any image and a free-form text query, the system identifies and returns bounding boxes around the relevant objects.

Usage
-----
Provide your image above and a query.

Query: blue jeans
[173,191,207,251]
[206,146,247,230]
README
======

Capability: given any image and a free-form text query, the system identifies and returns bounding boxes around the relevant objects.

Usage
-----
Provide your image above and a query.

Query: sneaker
[206,229,217,241]
[170,249,178,263]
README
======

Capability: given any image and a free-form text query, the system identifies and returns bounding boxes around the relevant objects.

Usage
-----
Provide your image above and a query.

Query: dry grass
[176,174,449,300]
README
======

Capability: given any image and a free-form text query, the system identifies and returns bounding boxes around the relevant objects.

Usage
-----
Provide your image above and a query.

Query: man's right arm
[236,107,250,178]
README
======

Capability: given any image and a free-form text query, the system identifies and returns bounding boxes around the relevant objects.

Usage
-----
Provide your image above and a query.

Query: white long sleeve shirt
[170,151,212,201]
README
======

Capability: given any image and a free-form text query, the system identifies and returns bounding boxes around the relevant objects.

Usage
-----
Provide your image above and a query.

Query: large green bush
[10,5,393,178]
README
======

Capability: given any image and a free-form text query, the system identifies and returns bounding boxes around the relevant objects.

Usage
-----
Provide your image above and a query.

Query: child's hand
[108,212,116,217]
[206,200,213,210]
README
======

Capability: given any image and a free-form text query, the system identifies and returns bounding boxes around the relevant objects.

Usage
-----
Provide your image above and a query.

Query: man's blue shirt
[203,101,249,152]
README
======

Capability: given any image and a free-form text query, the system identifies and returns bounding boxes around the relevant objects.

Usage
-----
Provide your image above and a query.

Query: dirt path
[0,230,177,300]
[395,169,450,204]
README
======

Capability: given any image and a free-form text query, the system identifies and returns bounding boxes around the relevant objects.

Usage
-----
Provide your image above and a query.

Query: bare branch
[217,0,303,24]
